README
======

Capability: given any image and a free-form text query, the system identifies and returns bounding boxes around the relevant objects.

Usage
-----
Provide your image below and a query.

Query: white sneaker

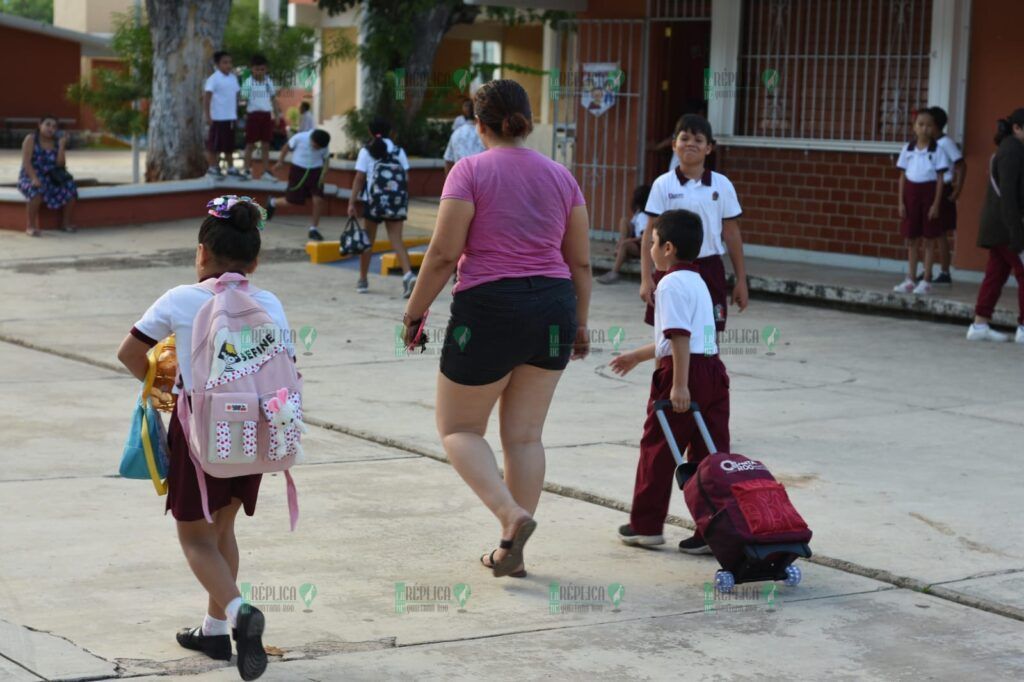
[1016,326,1024,344]
[402,271,417,299]
[966,324,1010,342]
[893,278,915,293]
[912,280,932,295]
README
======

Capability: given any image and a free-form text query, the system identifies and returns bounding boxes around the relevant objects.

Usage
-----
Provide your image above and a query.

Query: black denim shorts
[440,276,578,386]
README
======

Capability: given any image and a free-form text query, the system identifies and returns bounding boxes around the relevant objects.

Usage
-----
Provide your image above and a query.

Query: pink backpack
[175,273,304,529]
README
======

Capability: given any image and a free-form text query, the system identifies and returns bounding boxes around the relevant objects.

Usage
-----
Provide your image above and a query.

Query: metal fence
[735,0,933,142]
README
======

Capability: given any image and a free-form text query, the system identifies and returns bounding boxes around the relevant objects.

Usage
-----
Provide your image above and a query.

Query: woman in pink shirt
[402,80,592,578]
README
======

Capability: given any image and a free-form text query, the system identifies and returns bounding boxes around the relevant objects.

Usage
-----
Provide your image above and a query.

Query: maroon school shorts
[206,120,236,155]
[901,180,943,239]
[245,111,273,145]
[285,164,326,205]
[938,183,957,232]
[644,255,729,332]
[166,408,261,523]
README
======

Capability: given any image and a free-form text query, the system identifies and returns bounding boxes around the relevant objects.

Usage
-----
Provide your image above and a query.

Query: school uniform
[284,131,330,205]
[355,138,411,222]
[630,211,648,239]
[643,167,742,332]
[975,135,1024,325]
[204,70,240,155]
[630,262,730,536]
[130,273,295,522]
[935,134,962,232]
[241,75,276,145]
[897,141,950,239]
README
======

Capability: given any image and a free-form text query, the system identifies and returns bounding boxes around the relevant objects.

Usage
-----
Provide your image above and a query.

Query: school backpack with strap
[175,273,304,530]
[367,147,408,220]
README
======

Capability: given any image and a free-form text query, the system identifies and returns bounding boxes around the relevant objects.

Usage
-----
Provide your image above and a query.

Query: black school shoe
[176,626,232,661]
[678,534,713,555]
[233,604,268,680]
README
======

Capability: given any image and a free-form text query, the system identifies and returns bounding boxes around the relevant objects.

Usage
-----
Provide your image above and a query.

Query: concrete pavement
[1,220,1023,680]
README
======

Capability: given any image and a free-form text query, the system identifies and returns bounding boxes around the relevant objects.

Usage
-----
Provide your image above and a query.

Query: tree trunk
[145,0,232,182]
[401,4,453,125]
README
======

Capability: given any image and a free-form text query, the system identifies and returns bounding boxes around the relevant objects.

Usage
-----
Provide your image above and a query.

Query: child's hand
[609,351,637,375]
[347,202,358,217]
[928,204,940,220]
[670,384,691,413]
[639,278,654,306]
[731,279,749,311]
[898,204,906,219]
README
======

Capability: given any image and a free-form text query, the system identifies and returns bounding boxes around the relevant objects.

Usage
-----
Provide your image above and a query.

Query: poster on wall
[580,62,623,117]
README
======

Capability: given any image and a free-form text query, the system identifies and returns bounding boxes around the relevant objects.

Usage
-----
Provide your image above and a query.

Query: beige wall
[320,27,358,120]
[502,25,543,122]
[54,0,134,34]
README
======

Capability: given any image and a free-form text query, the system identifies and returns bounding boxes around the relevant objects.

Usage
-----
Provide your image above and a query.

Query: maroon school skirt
[166,409,261,522]
[644,255,729,332]
[901,180,943,239]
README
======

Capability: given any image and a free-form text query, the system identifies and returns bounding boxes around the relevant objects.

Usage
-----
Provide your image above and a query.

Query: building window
[734,0,933,143]
[470,40,502,91]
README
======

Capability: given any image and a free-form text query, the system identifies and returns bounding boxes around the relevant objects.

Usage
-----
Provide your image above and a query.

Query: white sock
[202,614,229,636]
[972,323,989,330]
[268,197,276,207]
[308,225,319,232]
[225,597,243,628]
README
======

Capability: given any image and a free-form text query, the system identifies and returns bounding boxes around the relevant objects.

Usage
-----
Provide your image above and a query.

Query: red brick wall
[715,145,904,260]
[0,26,81,122]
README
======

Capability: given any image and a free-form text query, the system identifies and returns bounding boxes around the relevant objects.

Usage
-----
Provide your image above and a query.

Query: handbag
[118,337,174,495]
[48,166,74,186]
[340,216,373,256]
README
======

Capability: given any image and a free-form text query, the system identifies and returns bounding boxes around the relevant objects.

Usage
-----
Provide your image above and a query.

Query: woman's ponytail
[367,117,391,160]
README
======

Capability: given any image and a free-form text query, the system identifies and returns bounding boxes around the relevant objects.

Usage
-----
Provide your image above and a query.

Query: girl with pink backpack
[117,196,302,681]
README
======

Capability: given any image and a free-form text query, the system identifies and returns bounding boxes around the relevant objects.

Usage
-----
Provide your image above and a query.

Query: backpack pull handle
[213,272,249,293]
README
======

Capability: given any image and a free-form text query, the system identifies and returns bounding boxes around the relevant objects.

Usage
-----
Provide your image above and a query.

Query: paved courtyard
[0,218,1022,681]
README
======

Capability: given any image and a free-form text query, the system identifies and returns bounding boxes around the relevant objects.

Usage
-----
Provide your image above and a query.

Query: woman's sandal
[489,518,537,578]
[480,549,527,578]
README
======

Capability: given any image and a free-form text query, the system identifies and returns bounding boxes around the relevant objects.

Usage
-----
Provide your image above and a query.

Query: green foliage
[223,0,316,87]
[340,75,451,159]
[67,2,316,138]
[67,11,150,137]
[0,0,52,23]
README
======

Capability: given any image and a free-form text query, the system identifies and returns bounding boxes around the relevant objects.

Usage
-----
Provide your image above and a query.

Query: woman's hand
[403,313,426,351]
[670,384,691,413]
[609,350,637,375]
[572,325,590,360]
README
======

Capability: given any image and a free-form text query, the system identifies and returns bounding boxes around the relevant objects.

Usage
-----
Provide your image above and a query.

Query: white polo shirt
[896,141,950,184]
[645,168,742,259]
[132,280,294,392]
[204,70,240,122]
[287,131,330,169]
[630,211,648,238]
[653,264,718,358]
[935,135,962,185]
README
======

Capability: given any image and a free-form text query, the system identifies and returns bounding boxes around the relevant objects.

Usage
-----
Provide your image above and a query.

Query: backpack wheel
[714,570,735,593]
[784,564,802,586]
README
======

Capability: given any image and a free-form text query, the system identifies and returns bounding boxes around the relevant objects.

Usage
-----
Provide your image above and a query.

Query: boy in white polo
[240,53,278,180]
[640,115,747,333]
[894,110,950,295]
[267,128,331,241]
[611,209,731,555]
[204,51,241,178]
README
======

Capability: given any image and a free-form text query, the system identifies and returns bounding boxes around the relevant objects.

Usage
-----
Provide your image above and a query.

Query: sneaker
[912,280,932,295]
[226,167,243,178]
[402,271,417,299]
[1016,326,1024,344]
[176,626,232,661]
[206,166,224,179]
[678,534,713,555]
[892,278,915,293]
[966,324,1009,342]
[233,604,267,681]
[239,169,252,181]
[933,271,952,285]
[308,227,324,241]
[356,279,369,294]
[617,524,665,546]
[265,200,276,222]
[259,172,276,182]
[596,271,620,284]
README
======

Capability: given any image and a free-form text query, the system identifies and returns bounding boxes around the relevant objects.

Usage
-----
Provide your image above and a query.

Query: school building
[541,0,1018,276]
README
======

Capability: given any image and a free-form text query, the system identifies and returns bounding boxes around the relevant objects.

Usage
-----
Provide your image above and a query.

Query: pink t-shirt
[441,147,586,293]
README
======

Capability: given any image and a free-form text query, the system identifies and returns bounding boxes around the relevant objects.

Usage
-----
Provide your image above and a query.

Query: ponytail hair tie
[206,195,267,230]
[373,133,383,138]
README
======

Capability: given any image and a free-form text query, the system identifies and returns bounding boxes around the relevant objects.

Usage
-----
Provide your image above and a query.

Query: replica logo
[225,403,248,412]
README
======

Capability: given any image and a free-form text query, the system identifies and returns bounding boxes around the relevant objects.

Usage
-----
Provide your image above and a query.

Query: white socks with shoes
[202,614,229,636]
